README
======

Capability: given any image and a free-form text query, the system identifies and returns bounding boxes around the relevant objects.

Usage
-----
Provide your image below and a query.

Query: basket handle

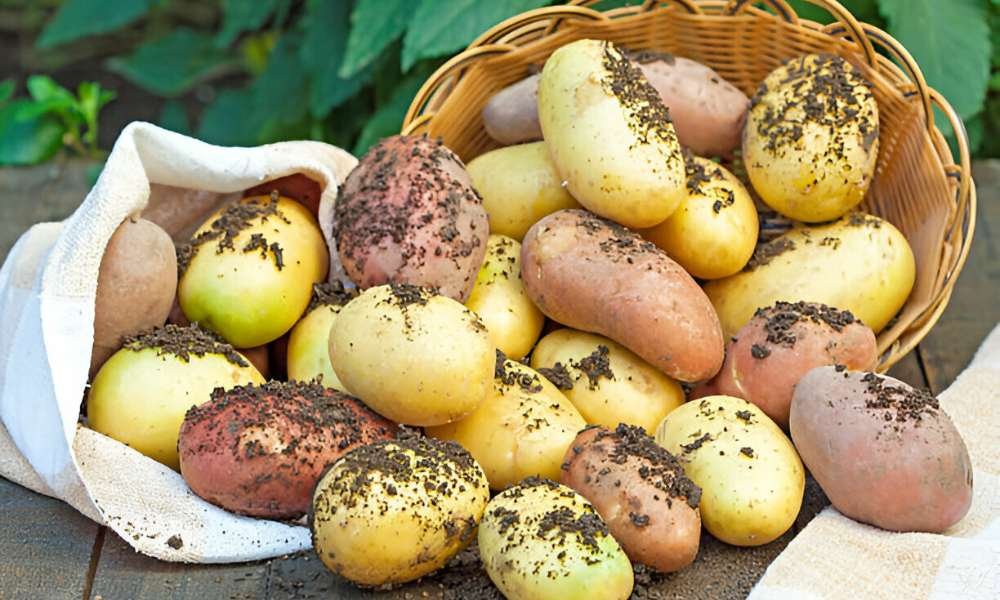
[930,89,974,269]
[469,5,608,48]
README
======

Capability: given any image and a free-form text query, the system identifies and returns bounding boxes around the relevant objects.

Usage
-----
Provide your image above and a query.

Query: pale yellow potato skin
[285,304,346,391]
[479,480,634,600]
[530,329,684,434]
[642,157,758,279]
[426,359,586,490]
[655,395,804,546]
[465,235,545,360]
[467,143,580,241]
[88,347,264,470]
[329,285,494,426]
[538,39,685,228]
[704,214,915,337]
[179,196,328,348]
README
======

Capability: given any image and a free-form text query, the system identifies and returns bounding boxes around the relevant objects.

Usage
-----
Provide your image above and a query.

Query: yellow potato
[530,329,684,434]
[704,213,915,337]
[655,395,804,546]
[286,282,357,390]
[642,156,758,279]
[466,142,580,241]
[539,39,685,228]
[465,235,544,360]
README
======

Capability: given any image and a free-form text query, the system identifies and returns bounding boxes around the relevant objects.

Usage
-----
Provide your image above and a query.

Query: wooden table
[1,161,997,600]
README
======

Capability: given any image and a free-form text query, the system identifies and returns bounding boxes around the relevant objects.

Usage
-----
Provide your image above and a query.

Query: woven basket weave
[400,0,976,372]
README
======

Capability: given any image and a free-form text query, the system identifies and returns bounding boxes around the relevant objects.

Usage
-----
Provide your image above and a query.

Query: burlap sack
[0,122,357,563]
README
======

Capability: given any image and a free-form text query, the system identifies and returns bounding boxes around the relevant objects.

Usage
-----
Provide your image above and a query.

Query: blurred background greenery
[0,0,995,167]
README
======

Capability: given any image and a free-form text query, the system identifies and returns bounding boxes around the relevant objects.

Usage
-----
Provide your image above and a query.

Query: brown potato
[240,344,270,379]
[521,209,724,382]
[244,173,322,216]
[482,72,542,146]
[561,425,702,572]
[790,368,973,533]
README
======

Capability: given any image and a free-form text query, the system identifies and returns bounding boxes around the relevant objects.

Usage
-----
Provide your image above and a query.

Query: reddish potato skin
[790,368,973,533]
[241,345,270,379]
[334,135,488,302]
[179,382,397,519]
[244,174,322,216]
[482,73,542,145]
[521,209,723,382]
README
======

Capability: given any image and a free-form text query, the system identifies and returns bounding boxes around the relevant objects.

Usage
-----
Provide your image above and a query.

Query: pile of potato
[83,38,973,599]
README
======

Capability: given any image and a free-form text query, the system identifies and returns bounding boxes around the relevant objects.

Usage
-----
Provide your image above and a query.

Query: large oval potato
[522,209,724,382]
[334,135,488,302]
[539,39,686,229]
[286,281,357,390]
[704,213,915,337]
[791,368,972,532]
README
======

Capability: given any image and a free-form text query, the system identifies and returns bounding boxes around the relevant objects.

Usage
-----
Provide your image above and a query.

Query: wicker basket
[400,0,976,372]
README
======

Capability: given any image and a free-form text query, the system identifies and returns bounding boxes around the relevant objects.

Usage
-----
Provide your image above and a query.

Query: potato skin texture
[329,284,494,426]
[466,142,580,241]
[790,368,972,533]
[539,39,685,229]
[704,213,915,338]
[482,73,543,146]
[531,329,684,434]
[334,135,488,302]
[655,395,804,546]
[521,209,724,382]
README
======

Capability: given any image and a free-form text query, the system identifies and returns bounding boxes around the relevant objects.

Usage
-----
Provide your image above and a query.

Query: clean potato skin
[791,368,973,533]
[521,209,724,382]
[539,39,685,229]
[478,477,634,600]
[466,142,580,241]
[329,284,494,426]
[286,282,358,390]
[704,213,915,338]
[561,425,702,573]
[655,395,805,546]
[482,72,543,146]
[531,329,685,434]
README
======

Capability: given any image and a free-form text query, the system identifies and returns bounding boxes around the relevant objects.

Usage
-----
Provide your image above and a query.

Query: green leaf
[302,0,371,118]
[0,79,14,105]
[216,0,284,48]
[37,0,158,49]
[26,75,75,106]
[197,88,260,146]
[339,0,410,78]
[353,61,438,155]
[107,29,233,97]
[0,100,66,165]
[787,0,882,25]
[249,34,309,132]
[158,99,191,135]
[76,81,115,147]
[965,112,983,154]
[587,0,645,10]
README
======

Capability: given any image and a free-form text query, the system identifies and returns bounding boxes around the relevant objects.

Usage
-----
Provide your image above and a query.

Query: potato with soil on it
[791,368,973,533]
[286,281,357,389]
[521,209,724,382]
[561,424,702,573]
[312,436,489,588]
[334,135,488,302]
[178,380,396,519]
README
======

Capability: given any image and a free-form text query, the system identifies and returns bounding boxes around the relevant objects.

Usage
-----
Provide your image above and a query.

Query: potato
[561,425,702,572]
[178,195,329,348]
[655,395,804,546]
[482,72,543,145]
[704,213,915,337]
[244,173,322,216]
[91,217,177,376]
[466,142,580,241]
[240,344,270,379]
[791,368,973,532]
[178,381,396,518]
[530,329,685,434]
[744,54,879,222]
[641,156,758,279]
[478,477,634,599]
[87,324,264,469]
[522,209,724,382]
[465,235,544,360]
[312,436,489,587]
[334,135,488,302]
[694,301,877,427]
[329,284,493,426]
[426,352,586,490]
[286,281,357,389]
[539,39,686,229]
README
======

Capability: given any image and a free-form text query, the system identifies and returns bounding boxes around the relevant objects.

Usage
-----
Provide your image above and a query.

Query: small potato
[655,395,804,546]
[427,353,586,490]
[286,282,357,390]
[791,368,973,533]
[178,381,396,518]
[531,329,685,434]
[466,142,580,241]
[312,436,489,588]
[482,72,543,145]
[329,284,494,426]
[641,156,758,279]
[561,425,702,573]
[479,477,634,599]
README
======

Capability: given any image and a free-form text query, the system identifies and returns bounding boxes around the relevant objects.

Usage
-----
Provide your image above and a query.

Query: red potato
[790,367,973,533]
[521,209,724,382]
[240,344,270,379]
[244,173,322,216]
[482,72,542,146]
